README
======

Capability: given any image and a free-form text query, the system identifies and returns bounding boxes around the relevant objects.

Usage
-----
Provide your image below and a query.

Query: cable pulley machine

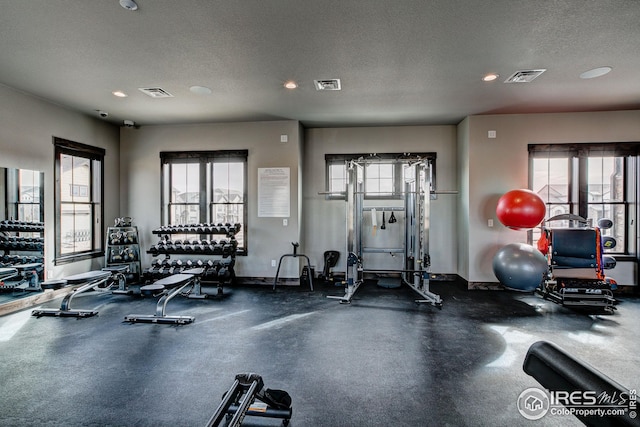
[327,158,445,307]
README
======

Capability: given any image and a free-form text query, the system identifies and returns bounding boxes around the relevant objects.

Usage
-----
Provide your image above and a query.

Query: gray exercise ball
[492,243,547,291]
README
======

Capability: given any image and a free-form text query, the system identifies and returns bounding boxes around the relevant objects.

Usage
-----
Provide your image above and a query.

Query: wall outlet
[488,219,494,227]
[488,130,497,138]
[283,218,288,226]
[271,259,277,267]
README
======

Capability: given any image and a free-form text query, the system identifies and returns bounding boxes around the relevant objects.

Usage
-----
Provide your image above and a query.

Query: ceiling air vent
[314,79,341,91]
[138,87,174,98]
[504,69,546,83]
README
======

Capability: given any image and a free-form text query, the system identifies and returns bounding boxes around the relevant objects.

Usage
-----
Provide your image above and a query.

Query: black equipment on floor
[272,242,314,291]
[206,373,292,427]
[536,214,617,313]
[523,341,640,427]
[320,250,340,285]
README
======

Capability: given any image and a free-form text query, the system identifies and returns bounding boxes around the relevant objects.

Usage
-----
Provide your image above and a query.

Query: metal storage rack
[0,219,45,291]
[145,223,240,297]
[105,225,142,283]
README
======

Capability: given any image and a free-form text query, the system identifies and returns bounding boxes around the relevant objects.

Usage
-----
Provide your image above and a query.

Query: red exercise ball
[496,189,546,230]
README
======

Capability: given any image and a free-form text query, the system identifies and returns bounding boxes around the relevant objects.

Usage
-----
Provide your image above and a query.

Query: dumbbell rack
[105,225,142,283]
[0,220,45,282]
[145,223,240,295]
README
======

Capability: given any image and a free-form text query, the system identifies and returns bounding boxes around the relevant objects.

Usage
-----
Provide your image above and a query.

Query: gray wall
[2,81,638,287]
[456,118,470,280]
[119,120,304,279]
[461,111,640,286]
[0,84,120,279]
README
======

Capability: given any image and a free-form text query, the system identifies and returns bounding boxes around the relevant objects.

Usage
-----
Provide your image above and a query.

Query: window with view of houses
[54,137,104,264]
[529,143,639,256]
[161,150,247,253]
[4,168,44,225]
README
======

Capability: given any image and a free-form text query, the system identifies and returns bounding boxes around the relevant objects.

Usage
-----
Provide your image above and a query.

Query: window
[5,168,44,224]
[365,163,394,196]
[54,137,104,264]
[325,152,437,199]
[161,150,247,254]
[529,142,640,256]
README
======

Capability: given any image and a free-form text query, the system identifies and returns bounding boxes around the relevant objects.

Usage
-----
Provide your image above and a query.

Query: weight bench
[0,267,19,290]
[124,268,204,325]
[32,269,113,318]
[524,341,639,426]
[102,265,131,295]
[206,373,292,427]
[0,263,43,292]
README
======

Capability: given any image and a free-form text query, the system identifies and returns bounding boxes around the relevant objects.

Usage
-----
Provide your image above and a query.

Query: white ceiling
[2,0,639,128]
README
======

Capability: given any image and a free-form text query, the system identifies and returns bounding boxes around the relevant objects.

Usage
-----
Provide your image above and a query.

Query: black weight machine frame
[206,373,292,427]
[536,214,618,313]
[327,159,444,307]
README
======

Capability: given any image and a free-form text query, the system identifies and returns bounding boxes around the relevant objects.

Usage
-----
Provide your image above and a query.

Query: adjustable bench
[32,269,113,318]
[0,263,43,292]
[101,265,131,295]
[0,267,19,290]
[124,268,205,325]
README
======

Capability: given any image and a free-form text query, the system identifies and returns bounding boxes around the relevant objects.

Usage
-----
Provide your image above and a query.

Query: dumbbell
[110,249,123,263]
[123,247,136,261]
[159,264,172,275]
[218,266,231,280]
[169,260,184,274]
[222,242,236,256]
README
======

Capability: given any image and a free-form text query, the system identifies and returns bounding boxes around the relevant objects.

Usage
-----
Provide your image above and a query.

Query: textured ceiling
[1,0,639,128]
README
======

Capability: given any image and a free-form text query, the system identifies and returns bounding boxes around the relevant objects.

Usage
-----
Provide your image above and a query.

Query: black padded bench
[124,269,204,325]
[32,270,113,318]
[0,267,19,289]
[0,263,42,292]
[101,265,131,295]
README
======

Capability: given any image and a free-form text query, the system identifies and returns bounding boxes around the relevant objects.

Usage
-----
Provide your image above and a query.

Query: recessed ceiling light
[119,0,138,11]
[283,81,298,89]
[189,85,212,95]
[580,66,612,79]
[112,90,128,98]
[482,73,499,82]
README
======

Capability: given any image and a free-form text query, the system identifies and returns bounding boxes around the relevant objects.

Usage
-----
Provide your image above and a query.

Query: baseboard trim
[467,281,504,290]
